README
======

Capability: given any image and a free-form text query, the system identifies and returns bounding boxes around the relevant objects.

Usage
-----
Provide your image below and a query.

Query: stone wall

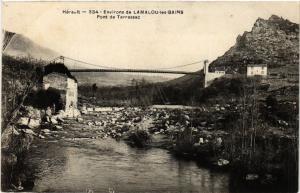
[43,73,68,90]
[65,78,78,115]
[43,72,78,114]
[204,71,226,87]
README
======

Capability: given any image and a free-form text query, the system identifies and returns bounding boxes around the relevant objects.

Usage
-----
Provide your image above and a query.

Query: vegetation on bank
[78,75,296,107]
[168,77,298,191]
[1,55,45,191]
[126,128,152,148]
[2,55,44,131]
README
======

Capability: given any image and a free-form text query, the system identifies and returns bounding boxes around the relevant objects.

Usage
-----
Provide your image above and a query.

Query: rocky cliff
[210,15,299,73]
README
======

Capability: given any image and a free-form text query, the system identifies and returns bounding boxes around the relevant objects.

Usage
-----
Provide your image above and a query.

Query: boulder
[81,109,88,114]
[184,115,190,120]
[28,119,41,129]
[246,174,259,181]
[38,134,45,139]
[46,107,52,116]
[217,159,230,166]
[45,116,51,123]
[22,129,36,136]
[94,121,102,126]
[58,110,65,117]
[216,137,223,146]
[65,108,81,118]
[55,125,63,130]
[57,116,64,123]
[42,129,51,133]
[73,109,81,117]
[133,117,142,123]
[50,117,58,124]
[199,137,204,144]
[31,108,41,119]
[200,122,207,126]
[77,117,84,122]
[17,117,30,126]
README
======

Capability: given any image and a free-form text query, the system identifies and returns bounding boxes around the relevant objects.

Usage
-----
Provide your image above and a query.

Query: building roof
[44,62,77,82]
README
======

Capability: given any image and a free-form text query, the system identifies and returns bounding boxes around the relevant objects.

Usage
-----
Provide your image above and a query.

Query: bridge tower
[203,60,209,75]
[203,60,209,87]
[203,60,226,88]
[54,56,65,64]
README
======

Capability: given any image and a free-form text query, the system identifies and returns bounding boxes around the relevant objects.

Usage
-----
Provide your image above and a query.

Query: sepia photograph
[1,1,299,192]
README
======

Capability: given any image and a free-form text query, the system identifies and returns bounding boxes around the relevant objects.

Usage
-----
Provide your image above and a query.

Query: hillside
[168,15,299,87]
[4,31,59,61]
[73,72,171,86]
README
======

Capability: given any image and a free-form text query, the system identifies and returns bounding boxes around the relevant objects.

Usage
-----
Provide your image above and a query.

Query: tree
[92,83,97,98]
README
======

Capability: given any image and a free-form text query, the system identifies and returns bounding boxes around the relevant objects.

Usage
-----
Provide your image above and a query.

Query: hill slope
[4,32,59,61]
[73,72,171,86]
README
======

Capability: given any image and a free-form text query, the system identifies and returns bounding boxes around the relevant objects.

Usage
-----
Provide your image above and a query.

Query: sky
[2,1,300,72]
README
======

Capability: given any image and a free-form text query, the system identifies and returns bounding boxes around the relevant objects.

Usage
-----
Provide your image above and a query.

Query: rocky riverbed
[1,104,297,192]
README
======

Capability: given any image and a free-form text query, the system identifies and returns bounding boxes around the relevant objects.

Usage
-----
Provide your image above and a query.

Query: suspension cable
[156,60,205,70]
[63,56,116,69]
[54,56,206,71]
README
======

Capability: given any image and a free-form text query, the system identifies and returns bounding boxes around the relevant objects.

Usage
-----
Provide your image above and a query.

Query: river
[24,130,229,192]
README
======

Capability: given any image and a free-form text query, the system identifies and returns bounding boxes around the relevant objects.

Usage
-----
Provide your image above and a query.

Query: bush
[127,129,151,148]
[24,88,64,111]
[174,127,195,154]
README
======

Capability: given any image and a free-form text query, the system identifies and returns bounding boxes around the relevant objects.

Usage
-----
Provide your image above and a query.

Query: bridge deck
[69,68,202,75]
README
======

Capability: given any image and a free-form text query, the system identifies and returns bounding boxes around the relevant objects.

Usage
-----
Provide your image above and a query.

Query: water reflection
[26,139,229,192]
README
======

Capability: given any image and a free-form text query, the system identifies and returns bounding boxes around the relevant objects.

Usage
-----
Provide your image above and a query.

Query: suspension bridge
[51,56,206,76]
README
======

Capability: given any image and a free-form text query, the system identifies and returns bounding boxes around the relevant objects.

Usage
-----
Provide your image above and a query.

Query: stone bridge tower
[203,60,225,88]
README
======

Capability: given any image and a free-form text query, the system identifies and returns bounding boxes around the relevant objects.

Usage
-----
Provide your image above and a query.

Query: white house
[247,64,268,77]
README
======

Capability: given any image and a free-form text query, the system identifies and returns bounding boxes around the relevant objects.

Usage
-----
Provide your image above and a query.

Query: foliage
[127,128,151,148]
[174,127,195,154]
[24,88,64,110]
[2,55,44,130]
